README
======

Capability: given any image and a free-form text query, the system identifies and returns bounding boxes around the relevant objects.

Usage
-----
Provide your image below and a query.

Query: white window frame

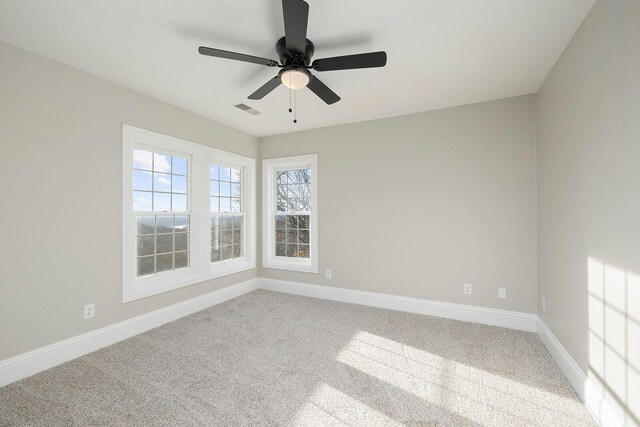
[206,153,256,279]
[262,154,318,273]
[122,125,255,302]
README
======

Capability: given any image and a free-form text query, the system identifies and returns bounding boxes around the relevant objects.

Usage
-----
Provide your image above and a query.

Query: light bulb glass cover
[280,69,310,89]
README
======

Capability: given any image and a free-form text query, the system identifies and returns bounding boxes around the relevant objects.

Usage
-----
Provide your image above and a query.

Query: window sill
[123,259,255,303]
[209,259,255,279]
[124,270,203,303]
[263,259,318,274]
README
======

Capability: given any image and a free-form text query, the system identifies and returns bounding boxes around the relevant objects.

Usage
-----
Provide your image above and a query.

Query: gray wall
[260,95,538,314]
[0,41,259,360]
[537,0,640,422]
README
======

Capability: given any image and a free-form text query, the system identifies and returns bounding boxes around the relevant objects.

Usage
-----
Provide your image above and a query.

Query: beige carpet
[0,290,595,426]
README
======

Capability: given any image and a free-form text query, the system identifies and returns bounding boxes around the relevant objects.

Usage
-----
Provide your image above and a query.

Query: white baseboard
[1,275,625,427]
[259,278,537,332]
[536,318,625,427]
[0,278,259,388]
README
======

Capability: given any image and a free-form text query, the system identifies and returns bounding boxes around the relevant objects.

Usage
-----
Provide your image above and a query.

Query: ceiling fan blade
[248,76,282,100]
[199,46,279,67]
[307,76,340,105]
[282,0,309,54]
[312,51,387,72]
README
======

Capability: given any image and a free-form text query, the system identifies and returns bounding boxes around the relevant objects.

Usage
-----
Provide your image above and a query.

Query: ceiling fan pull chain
[293,90,298,124]
[289,80,293,113]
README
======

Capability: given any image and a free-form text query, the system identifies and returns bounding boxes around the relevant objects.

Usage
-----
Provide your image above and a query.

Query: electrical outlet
[325,269,332,279]
[464,283,472,295]
[498,288,506,299]
[84,303,95,319]
[541,297,546,312]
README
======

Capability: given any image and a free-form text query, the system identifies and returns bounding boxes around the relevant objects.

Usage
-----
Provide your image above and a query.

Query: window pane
[175,233,188,251]
[174,251,189,269]
[137,236,154,256]
[276,243,286,256]
[287,198,300,211]
[299,229,310,244]
[233,245,241,258]
[231,198,241,212]
[133,170,152,191]
[288,184,302,198]
[276,192,287,212]
[287,170,300,183]
[286,215,298,228]
[211,232,220,250]
[211,249,221,263]
[137,216,155,235]
[153,153,171,173]
[210,165,219,180]
[156,216,173,233]
[220,215,233,230]
[172,175,187,194]
[232,215,242,229]
[210,180,219,197]
[286,244,298,257]
[298,244,310,258]
[210,197,219,212]
[156,234,173,254]
[299,197,311,211]
[153,172,171,192]
[231,183,241,197]
[135,214,190,276]
[133,149,189,215]
[219,167,231,181]
[275,168,311,214]
[172,194,187,211]
[157,253,173,272]
[134,191,152,211]
[211,215,221,230]
[153,193,171,211]
[137,256,154,276]
[231,168,241,183]
[172,157,187,176]
[233,229,241,244]
[276,229,285,243]
[275,215,286,229]
[220,197,231,212]
[298,215,309,229]
[220,181,231,197]
[221,246,232,261]
[133,149,153,171]
[175,215,189,232]
[222,230,233,245]
[286,229,298,244]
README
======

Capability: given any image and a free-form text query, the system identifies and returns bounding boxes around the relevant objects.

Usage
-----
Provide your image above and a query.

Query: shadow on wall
[588,258,640,426]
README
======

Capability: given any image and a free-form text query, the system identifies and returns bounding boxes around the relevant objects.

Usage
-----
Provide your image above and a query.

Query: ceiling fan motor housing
[276,36,315,68]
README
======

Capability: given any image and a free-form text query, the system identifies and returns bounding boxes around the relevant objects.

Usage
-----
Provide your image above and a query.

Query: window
[133,149,191,277]
[263,154,318,273]
[210,164,243,263]
[123,125,255,302]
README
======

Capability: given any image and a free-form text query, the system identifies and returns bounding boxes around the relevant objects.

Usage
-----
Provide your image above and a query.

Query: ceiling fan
[198,0,387,108]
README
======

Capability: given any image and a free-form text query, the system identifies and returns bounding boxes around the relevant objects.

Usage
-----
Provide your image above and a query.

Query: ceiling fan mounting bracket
[276,36,314,68]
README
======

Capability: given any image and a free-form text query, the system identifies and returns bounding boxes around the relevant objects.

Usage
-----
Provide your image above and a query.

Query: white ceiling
[0,0,594,137]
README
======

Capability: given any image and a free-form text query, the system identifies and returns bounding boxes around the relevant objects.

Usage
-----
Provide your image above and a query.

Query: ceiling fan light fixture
[279,68,311,89]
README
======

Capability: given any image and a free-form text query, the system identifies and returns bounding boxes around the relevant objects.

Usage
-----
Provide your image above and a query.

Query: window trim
[122,125,255,303]
[262,154,318,273]
[206,152,255,279]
